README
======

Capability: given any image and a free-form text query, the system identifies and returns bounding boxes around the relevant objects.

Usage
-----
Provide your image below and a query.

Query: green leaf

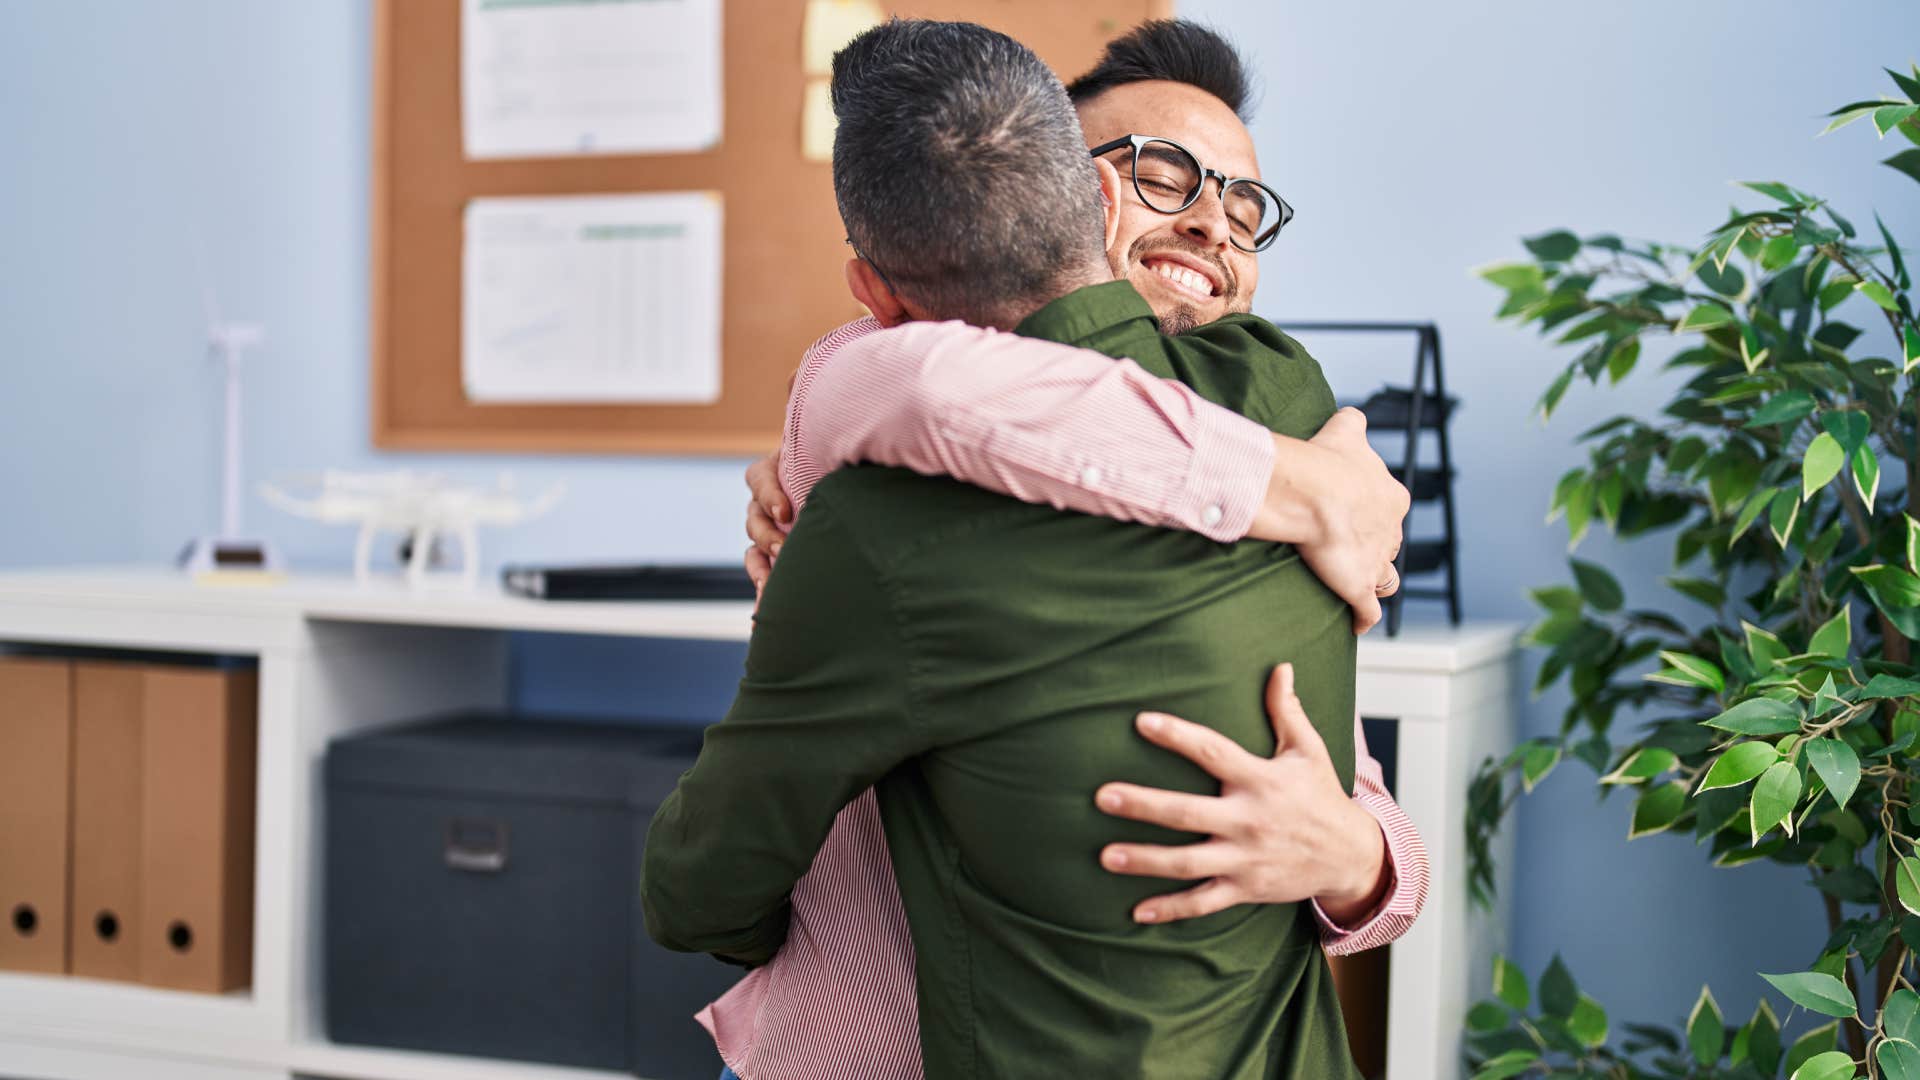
[1479,262,1546,291]
[1602,746,1680,784]
[1539,366,1575,423]
[1700,258,1747,298]
[1821,411,1870,457]
[1803,737,1861,810]
[1751,760,1802,842]
[1854,444,1882,506]
[1605,338,1640,384]
[1809,604,1851,659]
[1862,673,1920,700]
[1746,622,1790,670]
[1905,324,1920,375]
[1879,1039,1920,1080]
[1854,566,1920,638]
[1732,486,1773,542]
[1630,781,1688,838]
[1803,432,1846,499]
[1493,955,1528,1010]
[1760,233,1800,271]
[1677,303,1737,332]
[1786,1023,1841,1075]
[1885,988,1920,1044]
[1464,1000,1509,1034]
[1898,857,1920,916]
[1789,1049,1857,1080]
[1887,148,1920,186]
[1908,515,1920,573]
[1471,1049,1540,1080]
[1650,650,1726,693]
[1858,278,1901,311]
[1666,576,1727,610]
[1705,697,1803,736]
[1744,998,1783,1074]
[1521,743,1561,793]
[1523,230,1580,263]
[1746,389,1816,429]
[1688,985,1725,1065]
[1567,993,1608,1048]
[1760,970,1857,1018]
[1540,954,1578,1017]
[1570,559,1623,612]
[1770,488,1803,548]
[1699,741,1781,792]
[1877,103,1920,136]
[1529,585,1582,614]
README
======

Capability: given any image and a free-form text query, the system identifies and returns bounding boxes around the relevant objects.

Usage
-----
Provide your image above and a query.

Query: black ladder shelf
[1279,322,1462,637]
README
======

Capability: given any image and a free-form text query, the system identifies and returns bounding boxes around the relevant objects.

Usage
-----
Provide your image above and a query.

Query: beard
[1112,234,1240,337]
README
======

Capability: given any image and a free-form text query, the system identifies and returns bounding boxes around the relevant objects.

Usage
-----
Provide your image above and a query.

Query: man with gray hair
[644,19,1362,1078]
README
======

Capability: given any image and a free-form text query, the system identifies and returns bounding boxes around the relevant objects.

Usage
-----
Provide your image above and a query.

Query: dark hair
[830,19,1107,328]
[1066,20,1255,121]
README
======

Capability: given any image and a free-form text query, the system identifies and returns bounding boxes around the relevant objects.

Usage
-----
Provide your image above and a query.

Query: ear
[845,257,911,327]
[1093,156,1124,253]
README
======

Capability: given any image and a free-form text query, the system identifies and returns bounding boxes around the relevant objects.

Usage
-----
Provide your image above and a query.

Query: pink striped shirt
[700,317,1430,1080]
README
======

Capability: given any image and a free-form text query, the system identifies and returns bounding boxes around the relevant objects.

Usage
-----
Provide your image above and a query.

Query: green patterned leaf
[1880,1038,1920,1080]
[1567,993,1608,1048]
[1859,278,1901,311]
[1688,985,1725,1065]
[1786,1023,1840,1075]
[1809,605,1852,659]
[1570,559,1623,612]
[1700,741,1781,791]
[1751,761,1801,841]
[1803,738,1860,810]
[1629,781,1688,838]
[1803,432,1846,499]
[1602,746,1680,784]
[1899,857,1920,916]
[1760,971,1856,1018]
[1704,697,1802,736]
[1790,1049,1857,1080]
[1650,651,1726,693]
[1885,989,1920,1044]
[1678,303,1737,332]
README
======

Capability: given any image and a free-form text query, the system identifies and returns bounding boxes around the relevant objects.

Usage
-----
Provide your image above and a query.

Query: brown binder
[138,667,256,993]
[0,656,74,975]
[70,662,145,982]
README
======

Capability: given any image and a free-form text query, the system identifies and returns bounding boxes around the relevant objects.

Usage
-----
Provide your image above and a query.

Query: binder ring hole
[167,921,193,953]
[95,911,120,942]
[10,904,36,937]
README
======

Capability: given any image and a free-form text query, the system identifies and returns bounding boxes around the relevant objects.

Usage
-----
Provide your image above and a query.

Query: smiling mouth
[1140,257,1220,300]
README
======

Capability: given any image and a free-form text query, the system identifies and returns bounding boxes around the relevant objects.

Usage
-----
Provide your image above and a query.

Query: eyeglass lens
[1130,139,1283,252]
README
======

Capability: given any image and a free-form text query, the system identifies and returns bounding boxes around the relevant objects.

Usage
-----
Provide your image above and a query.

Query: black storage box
[324,713,740,1078]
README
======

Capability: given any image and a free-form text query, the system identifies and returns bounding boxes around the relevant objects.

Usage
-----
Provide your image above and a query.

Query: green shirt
[643,281,1361,1079]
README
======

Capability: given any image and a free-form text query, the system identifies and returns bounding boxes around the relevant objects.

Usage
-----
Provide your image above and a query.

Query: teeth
[1149,260,1213,296]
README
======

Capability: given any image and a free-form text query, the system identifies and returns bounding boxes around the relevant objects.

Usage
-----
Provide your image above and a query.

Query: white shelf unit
[0,568,1518,1080]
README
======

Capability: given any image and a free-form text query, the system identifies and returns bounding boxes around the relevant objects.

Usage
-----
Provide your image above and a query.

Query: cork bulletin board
[370,0,1174,455]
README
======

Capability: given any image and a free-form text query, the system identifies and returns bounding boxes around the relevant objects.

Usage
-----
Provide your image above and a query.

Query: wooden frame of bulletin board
[370,0,1173,455]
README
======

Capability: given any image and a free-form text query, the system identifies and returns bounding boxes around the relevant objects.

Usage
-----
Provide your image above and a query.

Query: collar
[1013,280,1158,345]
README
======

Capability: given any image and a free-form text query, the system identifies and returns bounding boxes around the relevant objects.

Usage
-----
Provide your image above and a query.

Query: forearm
[794,320,1275,541]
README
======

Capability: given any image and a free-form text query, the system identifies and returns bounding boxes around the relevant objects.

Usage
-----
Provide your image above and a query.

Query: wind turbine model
[179,288,282,575]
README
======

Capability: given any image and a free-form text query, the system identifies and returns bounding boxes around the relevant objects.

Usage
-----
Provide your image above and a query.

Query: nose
[1171,183,1233,250]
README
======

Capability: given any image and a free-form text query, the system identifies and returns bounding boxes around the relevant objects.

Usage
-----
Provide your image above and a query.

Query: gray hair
[831,19,1108,328]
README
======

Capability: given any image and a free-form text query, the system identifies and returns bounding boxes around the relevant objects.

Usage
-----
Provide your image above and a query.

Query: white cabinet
[0,569,1516,1080]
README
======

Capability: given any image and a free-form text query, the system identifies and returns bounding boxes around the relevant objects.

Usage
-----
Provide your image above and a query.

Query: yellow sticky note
[803,0,885,77]
[802,79,835,162]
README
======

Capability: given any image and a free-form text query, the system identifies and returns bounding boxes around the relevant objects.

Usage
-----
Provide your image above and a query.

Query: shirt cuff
[1313,791,1429,956]
[1174,408,1274,542]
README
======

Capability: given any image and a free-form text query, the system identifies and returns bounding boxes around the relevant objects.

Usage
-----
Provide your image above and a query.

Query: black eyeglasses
[845,236,900,296]
[1089,134,1293,253]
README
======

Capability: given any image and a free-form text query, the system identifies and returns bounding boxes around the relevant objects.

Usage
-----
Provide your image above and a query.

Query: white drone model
[261,471,563,587]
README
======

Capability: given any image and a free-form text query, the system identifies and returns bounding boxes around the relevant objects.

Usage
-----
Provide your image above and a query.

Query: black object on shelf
[324,713,737,1078]
[1281,322,1463,636]
[502,562,757,601]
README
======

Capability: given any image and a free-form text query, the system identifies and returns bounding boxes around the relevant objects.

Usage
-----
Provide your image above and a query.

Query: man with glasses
[648,19,1420,1080]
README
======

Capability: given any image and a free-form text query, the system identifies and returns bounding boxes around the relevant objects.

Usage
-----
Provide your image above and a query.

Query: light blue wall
[3,0,1919,1049]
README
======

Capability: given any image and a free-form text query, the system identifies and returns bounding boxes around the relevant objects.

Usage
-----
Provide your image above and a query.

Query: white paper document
[462,0,722,159]
[462,193,723,404]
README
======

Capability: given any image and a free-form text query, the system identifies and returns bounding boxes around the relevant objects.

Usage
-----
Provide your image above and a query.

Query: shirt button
[1081,465,1104,487]
[1201,505,1224,527]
